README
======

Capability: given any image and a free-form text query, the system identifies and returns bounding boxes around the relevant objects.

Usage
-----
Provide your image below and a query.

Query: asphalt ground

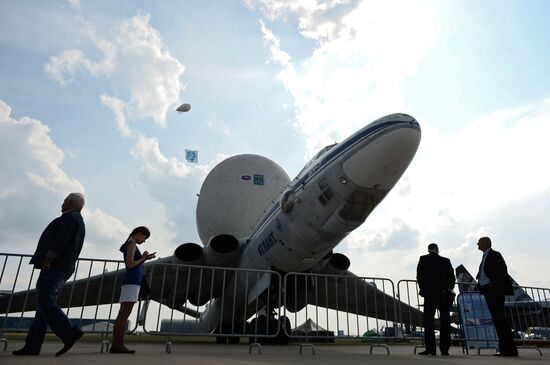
[0,339,548,365]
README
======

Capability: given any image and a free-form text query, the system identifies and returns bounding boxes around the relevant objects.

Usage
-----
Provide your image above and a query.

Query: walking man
[476,236,518,356]
[13,193,86,356]
[416,243,455,356]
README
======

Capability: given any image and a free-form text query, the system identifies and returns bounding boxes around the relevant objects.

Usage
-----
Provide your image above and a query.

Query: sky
[1,0,550,288]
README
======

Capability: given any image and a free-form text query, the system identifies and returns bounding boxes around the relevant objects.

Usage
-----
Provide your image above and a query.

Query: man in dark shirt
[13,193,86,357]
[476,236,518,357]
[416,243,455,356]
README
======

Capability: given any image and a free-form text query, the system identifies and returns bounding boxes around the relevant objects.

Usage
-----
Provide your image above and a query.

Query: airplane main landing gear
[215,322,245,344]
[248,315,291,345]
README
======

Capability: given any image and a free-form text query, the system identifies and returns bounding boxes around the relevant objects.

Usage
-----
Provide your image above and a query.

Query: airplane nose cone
[342,122,421,189]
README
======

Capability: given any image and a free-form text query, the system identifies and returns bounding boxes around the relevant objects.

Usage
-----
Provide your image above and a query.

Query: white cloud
[43,12,206,244]
[405,96,550,231]
[260,20,291,66]
[44,12,205,244]
[255,0,440,158]
[130,134,192,178]
[83,207,129,244]
[344,96,550,286]
[100,94,132,138]
[110,14,185,126]
[0,99,132,254]
[248,1,550,286]
[205,113,231,136]
[246,0,361,42]
[42,9,241,252]
[45,49,87,86]
[45,13,184,127]
[0,99,83,196]
[67,0,81,10]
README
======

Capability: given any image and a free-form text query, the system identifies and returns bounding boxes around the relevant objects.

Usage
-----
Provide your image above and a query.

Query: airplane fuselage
[242,113,421,273]
[199,114,421,329]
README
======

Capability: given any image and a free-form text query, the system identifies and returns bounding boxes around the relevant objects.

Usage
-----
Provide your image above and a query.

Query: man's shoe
[55,329,84,356]
[418,350,436,355]
[441,352,450,356]
[12,348,39,356]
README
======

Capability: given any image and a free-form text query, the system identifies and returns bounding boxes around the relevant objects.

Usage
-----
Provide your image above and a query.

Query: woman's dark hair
[120,226,151,252]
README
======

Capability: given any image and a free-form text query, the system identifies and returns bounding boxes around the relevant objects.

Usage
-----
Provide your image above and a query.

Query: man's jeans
[23,265,79,353]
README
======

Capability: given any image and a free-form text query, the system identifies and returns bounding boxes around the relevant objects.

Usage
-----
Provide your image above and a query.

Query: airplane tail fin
[508,275,533,302]
[455,264,478,293]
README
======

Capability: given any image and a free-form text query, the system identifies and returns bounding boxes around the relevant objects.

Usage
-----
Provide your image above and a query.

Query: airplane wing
[284,271,424,328]
[0,260,127,314]
[0,258,231,314]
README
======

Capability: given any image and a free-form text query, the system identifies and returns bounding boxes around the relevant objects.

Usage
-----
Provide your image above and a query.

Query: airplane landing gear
[215,321,245,344]
[248,315,291,345]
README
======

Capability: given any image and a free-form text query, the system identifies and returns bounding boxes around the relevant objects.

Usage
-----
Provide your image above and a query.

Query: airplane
[455,265,550,332]
[1,113,423,344]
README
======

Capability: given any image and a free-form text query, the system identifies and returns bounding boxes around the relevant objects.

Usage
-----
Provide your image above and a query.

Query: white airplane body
[173,113,421,333]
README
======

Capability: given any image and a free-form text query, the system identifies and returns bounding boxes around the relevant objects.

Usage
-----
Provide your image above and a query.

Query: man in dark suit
[13,193,86,357]
[416,243,455,356]
[476,236,518,357]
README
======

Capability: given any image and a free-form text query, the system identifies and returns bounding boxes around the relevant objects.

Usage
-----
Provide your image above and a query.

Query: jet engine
[171,234,241,306]
[173,242,204,265]
[204,234,240,267]
[311,252,350,276]
[173,234,241,267]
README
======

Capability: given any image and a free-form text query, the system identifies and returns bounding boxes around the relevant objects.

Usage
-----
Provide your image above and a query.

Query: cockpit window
[297,143,337,177]
[312,143,337,161]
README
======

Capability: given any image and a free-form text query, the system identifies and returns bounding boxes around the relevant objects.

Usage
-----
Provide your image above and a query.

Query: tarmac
[0,340,548,365]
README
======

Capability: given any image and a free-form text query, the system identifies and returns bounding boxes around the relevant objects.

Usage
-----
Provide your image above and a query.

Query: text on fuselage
[258,232,277,256]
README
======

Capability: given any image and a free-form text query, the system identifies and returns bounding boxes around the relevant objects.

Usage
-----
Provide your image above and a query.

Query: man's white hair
[66,193,85,211]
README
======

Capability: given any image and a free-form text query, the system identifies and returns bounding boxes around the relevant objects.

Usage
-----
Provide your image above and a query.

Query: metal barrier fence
[396,279,426,343]
[506,285,550,344]
[282,273,423,355]
[397,279,549,356]
[140,262,282,353]
[1,252,549,356]
[456,286,550,356]
[0,253,141,352]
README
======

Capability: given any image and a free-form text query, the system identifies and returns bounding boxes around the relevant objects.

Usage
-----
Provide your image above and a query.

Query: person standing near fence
[110,226,155,354]
[416,243,455,356]
[476,236,518,357]
[13,193,86,357]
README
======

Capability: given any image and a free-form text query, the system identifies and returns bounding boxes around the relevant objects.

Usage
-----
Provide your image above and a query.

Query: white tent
[292,318,335,342]
[292,318,328,333]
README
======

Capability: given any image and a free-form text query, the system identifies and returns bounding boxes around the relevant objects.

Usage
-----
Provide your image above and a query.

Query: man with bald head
[476,236,518,357]
[13,193,86,357]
